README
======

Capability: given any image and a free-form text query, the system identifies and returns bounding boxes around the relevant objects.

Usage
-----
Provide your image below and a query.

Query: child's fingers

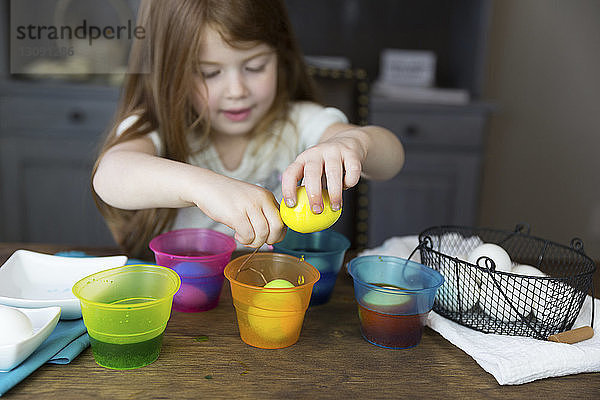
[246,209,270,248]
[264,202,285,245]
[233,232,246,245]
[324,158,343,211]
[302,160,324,214]
[281,161,304,207]
[233,214,255,245]
[272,225,287,244]
[343,157,362,189]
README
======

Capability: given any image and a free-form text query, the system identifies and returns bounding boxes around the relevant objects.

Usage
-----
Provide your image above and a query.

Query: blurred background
[0,0,599,259]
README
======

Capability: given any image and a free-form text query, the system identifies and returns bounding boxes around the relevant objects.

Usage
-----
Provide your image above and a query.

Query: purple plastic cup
[149,229,236,312]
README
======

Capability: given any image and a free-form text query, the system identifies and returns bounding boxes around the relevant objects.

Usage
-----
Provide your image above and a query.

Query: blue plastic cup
[347,255,444,349]
[272,229,350,305]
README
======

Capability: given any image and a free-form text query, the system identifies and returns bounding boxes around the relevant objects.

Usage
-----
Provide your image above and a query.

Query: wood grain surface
[1,243,599,399]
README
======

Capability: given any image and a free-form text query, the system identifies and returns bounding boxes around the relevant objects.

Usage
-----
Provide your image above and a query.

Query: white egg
[534,279,576,323]
[479,273,532,322]
[0,305,34,345]
[511,264,547,277]
[436,264,480,313]
[433,235,485,314]
[528,277,574,322]
[467,243,512,273]
[509,264,548,318]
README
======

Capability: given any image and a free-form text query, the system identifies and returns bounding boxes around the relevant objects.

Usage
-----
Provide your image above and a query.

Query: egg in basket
[417,224,596,341]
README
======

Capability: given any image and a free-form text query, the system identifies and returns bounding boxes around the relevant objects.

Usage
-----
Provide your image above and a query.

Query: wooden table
[1,243,599,399]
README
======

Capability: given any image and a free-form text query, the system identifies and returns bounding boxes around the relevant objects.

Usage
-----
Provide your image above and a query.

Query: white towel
[359,236,600,385]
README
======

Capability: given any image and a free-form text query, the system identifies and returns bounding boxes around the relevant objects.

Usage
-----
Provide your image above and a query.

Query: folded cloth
[0,319,89,396]
[429,297,600,385]
[47,333,90,365]
[359,236,600,385]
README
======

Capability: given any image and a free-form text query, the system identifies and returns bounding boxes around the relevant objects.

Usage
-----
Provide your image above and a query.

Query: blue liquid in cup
[174,274,224,312]
[273,230,350,306]
[310,271,338,305]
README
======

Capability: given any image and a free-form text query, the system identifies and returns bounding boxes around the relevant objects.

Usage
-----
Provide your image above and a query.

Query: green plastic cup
[72,264,181,370]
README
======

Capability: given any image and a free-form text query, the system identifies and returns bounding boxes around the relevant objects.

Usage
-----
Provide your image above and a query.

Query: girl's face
[193,26,278,138]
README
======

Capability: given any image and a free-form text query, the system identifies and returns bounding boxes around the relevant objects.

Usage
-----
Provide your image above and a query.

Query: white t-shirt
[116,101,348,242]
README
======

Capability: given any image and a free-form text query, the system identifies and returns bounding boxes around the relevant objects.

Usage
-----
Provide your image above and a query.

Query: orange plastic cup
[224,253,320,349]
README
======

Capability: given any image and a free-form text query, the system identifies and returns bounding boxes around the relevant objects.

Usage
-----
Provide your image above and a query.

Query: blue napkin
[0,319,88,397]
[127,258,155,265]
[47,332,90,365]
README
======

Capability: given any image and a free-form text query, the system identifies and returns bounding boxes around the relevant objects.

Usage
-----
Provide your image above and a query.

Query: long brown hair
[92,0,316,259]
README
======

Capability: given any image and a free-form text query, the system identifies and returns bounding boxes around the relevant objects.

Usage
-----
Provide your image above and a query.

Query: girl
[92,0,404,259]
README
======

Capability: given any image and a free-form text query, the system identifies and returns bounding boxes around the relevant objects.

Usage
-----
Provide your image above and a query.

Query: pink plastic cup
[149,229,236,312]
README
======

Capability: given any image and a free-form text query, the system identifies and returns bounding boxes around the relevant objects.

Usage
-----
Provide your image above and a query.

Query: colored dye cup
[272,229,350,305]
[72,264,180,370]
[149,228,236,312]
[347,255,444,349]
[224,253,320,349]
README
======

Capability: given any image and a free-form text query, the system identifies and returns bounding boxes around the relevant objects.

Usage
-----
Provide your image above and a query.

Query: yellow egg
[280,186,342,233]
[247,279,303,342]
[264,279,295,289]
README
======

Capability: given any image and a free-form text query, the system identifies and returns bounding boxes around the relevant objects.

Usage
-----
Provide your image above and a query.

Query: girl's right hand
[191,173,286,248]
[94,138,285,248]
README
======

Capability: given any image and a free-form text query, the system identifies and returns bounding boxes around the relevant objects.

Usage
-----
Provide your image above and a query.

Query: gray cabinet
[367,97,490,247]
[0,82,119,245]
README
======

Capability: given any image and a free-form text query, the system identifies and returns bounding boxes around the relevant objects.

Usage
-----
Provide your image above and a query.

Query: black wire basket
[417,224,597,340]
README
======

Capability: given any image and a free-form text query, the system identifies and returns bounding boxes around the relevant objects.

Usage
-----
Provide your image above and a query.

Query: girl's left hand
[281,128,368,214]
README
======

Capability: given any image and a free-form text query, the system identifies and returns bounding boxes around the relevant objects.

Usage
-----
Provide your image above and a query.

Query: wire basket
[417,224,597,340]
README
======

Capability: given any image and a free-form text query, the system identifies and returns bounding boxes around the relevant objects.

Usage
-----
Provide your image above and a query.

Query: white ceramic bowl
[0,305,61,372]
[0,250,127,319]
